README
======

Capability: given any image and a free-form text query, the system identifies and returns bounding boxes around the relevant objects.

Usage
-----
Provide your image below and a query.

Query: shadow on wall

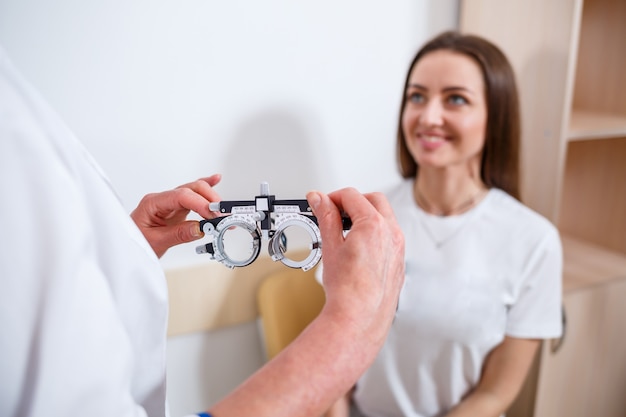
[216,107,332,201]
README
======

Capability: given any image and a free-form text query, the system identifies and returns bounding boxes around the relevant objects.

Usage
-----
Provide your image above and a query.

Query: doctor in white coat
[0,46,405,417]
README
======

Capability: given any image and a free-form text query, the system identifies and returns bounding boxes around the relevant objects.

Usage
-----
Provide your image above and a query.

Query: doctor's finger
[362,192,396,219]
[306,191,343,247]
[176,174,222,204]
[327,188,381,226]
[164,187,224,220]
[139,187,214,221]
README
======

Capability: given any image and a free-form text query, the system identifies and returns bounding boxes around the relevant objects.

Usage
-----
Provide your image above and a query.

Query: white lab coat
[0,46,169,417]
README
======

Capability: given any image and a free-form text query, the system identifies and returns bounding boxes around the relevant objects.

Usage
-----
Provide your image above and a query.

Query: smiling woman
[324,31,563,417]
[397,32,522,202]
[402,50,488,200]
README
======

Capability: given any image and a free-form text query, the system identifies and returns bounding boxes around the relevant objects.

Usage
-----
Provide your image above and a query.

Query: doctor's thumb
[179,221,205,243]
[141,221,205,258]
[164,221,205,249]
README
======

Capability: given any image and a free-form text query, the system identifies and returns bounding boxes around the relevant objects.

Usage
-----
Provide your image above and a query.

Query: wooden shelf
[561,234,626,293]
[568,110,626,141]
[461,1,626,415]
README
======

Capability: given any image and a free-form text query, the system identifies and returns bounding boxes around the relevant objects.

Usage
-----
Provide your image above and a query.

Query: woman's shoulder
[484,188,560,241]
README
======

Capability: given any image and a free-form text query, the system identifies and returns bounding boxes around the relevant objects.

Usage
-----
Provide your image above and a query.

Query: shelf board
[568,110,626,141]
[562,234,626,293]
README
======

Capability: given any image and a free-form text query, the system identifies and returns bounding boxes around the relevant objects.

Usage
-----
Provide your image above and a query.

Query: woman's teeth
[423,135,443,142]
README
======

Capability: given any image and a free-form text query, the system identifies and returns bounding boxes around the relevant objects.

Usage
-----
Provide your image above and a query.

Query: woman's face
[402,50,487,173]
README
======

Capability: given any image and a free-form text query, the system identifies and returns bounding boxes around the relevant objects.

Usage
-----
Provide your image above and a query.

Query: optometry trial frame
[195,182,351,271]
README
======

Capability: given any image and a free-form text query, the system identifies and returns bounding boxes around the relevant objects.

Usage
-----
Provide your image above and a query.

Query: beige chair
[257,267,326,360]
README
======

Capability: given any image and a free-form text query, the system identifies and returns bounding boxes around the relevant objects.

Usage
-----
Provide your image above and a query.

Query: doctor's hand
[309,188,405,357]
[207,188,405,417]
[131,174,223,258]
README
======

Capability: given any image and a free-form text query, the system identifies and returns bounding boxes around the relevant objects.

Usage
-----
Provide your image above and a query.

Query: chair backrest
[257,267,325,360]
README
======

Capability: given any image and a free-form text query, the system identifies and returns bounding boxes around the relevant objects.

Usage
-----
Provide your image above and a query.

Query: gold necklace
[415,186,486,216]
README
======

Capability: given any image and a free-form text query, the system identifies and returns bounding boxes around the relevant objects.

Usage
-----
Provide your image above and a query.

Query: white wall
[0,1,458,415]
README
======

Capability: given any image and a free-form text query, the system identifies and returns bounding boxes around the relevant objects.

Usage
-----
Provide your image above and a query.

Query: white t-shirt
[0,47,169,416]
[353,179,563,417]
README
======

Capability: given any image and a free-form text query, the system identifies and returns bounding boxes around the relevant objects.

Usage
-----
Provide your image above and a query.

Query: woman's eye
[448,95,468,105]
[407,92,425,104]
